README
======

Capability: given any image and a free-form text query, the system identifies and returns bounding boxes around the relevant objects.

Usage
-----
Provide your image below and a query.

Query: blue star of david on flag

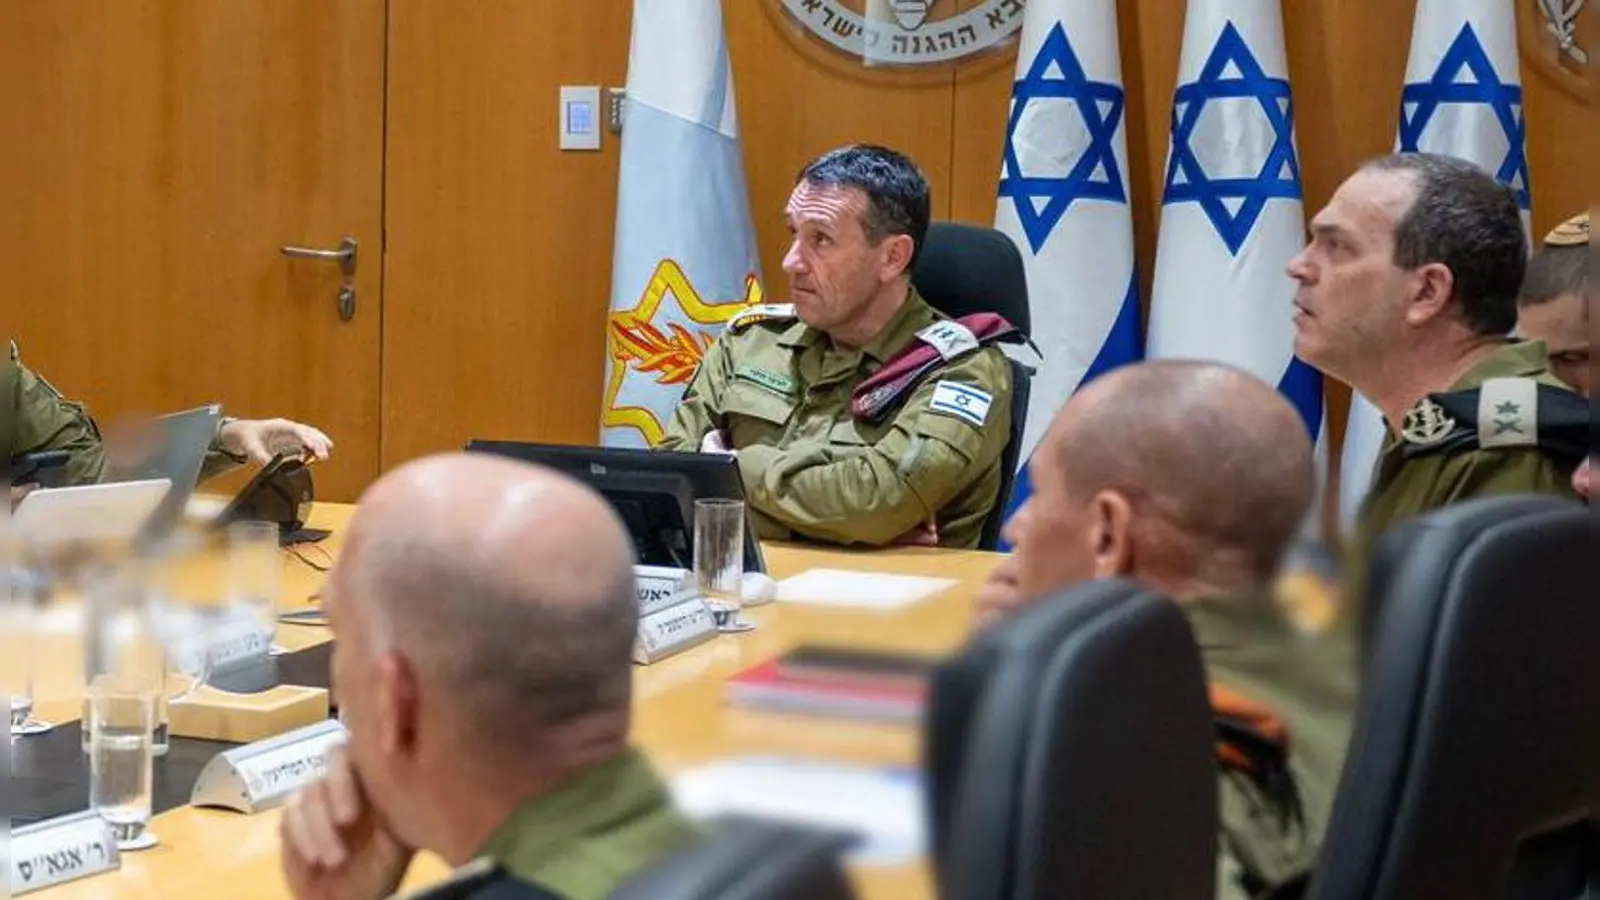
[1163,22,1301,256]
[998,23,1127,254]
[1399,23,1531,209]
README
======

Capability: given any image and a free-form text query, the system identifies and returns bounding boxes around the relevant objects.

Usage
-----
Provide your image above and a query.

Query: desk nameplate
[9,810,121,895]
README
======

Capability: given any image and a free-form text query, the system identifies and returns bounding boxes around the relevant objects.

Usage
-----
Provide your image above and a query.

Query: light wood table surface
[27,502,1000,900]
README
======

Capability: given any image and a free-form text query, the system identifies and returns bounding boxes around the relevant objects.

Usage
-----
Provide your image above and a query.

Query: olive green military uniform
[1185,593,1359,900]
[1346,341,1581,628]
[6,341,240,486]
[415,749,699,900]
[658,288,1013,549]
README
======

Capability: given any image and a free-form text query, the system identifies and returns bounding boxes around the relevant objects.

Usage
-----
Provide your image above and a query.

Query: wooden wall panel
[380,0,633,469]
[726,3,960,295]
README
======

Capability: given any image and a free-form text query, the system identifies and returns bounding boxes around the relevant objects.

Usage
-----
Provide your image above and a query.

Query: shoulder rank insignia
[1404,381,1590,462]
[726,303,797,333]
[1401,398,1457,447]
[915,320,980,361]
[1476,377,1537,449]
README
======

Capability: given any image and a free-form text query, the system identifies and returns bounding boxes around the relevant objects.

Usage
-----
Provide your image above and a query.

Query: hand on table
[280,743,413,900]
[889,518,939,547]
[973,553,1027,629]
[221,418,334,467]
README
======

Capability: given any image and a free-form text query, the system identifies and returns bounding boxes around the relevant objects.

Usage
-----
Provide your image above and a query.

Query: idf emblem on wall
[777,0,1027,66]
[1522,0,1592,99]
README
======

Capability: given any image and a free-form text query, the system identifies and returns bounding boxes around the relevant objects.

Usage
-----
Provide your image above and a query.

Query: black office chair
[1307,494,1599,900]
[608,815,858,900]
[926,579,1219,900]
[910,221,1033,550]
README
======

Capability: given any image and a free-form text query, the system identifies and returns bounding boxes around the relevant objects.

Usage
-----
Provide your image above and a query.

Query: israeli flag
[601,0,761,449]
[1337,0,1530,533]
[994,0,1143,526]
[1148,2,1324,462]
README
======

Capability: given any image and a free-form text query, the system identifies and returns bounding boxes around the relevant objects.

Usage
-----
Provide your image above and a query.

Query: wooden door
[0,1,386,501]
[380,0,634,469]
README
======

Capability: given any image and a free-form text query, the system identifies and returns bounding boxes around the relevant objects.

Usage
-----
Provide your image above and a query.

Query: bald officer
[280,454,697,900]
[977,361,1357,900]
[659,145,1016,549]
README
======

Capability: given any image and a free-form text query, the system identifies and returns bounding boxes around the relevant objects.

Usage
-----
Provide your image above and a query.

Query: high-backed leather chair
[1308,494,1598,900]
[608,815,858,900]
[911,221,1033,550]
[926,579,1219,899]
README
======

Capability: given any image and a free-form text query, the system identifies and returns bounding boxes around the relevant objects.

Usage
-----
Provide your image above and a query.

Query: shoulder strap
[852,313,1022,423]
[1401,380,1589,462]
[725,303,797,334]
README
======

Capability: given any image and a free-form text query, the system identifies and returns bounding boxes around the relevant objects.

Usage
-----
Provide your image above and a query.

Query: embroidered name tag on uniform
[735,365,797,397]
[915,320,980,361]
[1477,377,1537,449]
[929,381,992,427]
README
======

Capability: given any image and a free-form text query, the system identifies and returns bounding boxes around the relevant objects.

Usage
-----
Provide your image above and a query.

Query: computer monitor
[462,440,767,574]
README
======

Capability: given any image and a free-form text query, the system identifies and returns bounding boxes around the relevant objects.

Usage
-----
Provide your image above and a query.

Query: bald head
[334,453,637,760]
[1059,361,1312,586]
[1000,361,1314,605]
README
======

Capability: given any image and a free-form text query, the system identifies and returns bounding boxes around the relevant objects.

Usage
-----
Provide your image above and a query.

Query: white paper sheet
[672,757,925,866]
[776,568,956,611]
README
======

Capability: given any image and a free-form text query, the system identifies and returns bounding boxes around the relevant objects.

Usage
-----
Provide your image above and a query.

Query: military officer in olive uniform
[4,340,332,496]
[658,145,1016,550]
[976,361,1354,900]
[1516,212,1590,397]
[281,455,697,900]
[1288,154,1585,629]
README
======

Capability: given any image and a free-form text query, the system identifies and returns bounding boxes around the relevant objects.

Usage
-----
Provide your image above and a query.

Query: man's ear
[1087,489,1135,579]
[1404,262,1457,326]
[374,651,422,759]
[879,234,916,281]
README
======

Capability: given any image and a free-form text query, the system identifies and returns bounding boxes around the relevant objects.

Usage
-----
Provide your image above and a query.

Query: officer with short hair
[659,144,1016,549]
[1287,154,1586,628]
[1516,212,1589,397]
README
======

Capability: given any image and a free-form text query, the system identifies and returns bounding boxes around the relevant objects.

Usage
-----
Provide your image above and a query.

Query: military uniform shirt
[658,288,1013,549]
[1346,341,1580,628]
[471,748,699,900]
[6,341,240,486]
[1185,593,1358,900]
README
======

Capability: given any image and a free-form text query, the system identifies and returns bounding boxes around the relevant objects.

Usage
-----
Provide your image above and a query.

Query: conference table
[22,501,1001,900]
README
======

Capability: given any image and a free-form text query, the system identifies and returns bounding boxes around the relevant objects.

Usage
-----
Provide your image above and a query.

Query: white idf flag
[1148,1,1325,463]
[994,0,1143,521]
[601,0,762,448]
[1338,0,1530,532]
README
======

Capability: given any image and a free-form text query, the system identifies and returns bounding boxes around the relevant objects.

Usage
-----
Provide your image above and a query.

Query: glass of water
[694,498,750,633]
[226,520,282,645]
[89,676,158,850]
[82,563,211,757]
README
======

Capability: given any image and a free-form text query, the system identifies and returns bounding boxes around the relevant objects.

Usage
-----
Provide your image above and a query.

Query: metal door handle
[281,236,357,277]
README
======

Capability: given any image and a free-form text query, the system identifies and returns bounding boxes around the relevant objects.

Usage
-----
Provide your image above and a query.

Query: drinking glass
[81,563,211,757]
[89,676,158,850]
[694,498,750,633]
[225,520,282,646]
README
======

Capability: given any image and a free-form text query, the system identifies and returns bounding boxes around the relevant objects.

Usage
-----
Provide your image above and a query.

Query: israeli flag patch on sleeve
[929,381,993,427]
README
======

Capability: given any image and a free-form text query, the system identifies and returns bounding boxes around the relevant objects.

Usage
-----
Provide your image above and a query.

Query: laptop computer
[100,404,224,539]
